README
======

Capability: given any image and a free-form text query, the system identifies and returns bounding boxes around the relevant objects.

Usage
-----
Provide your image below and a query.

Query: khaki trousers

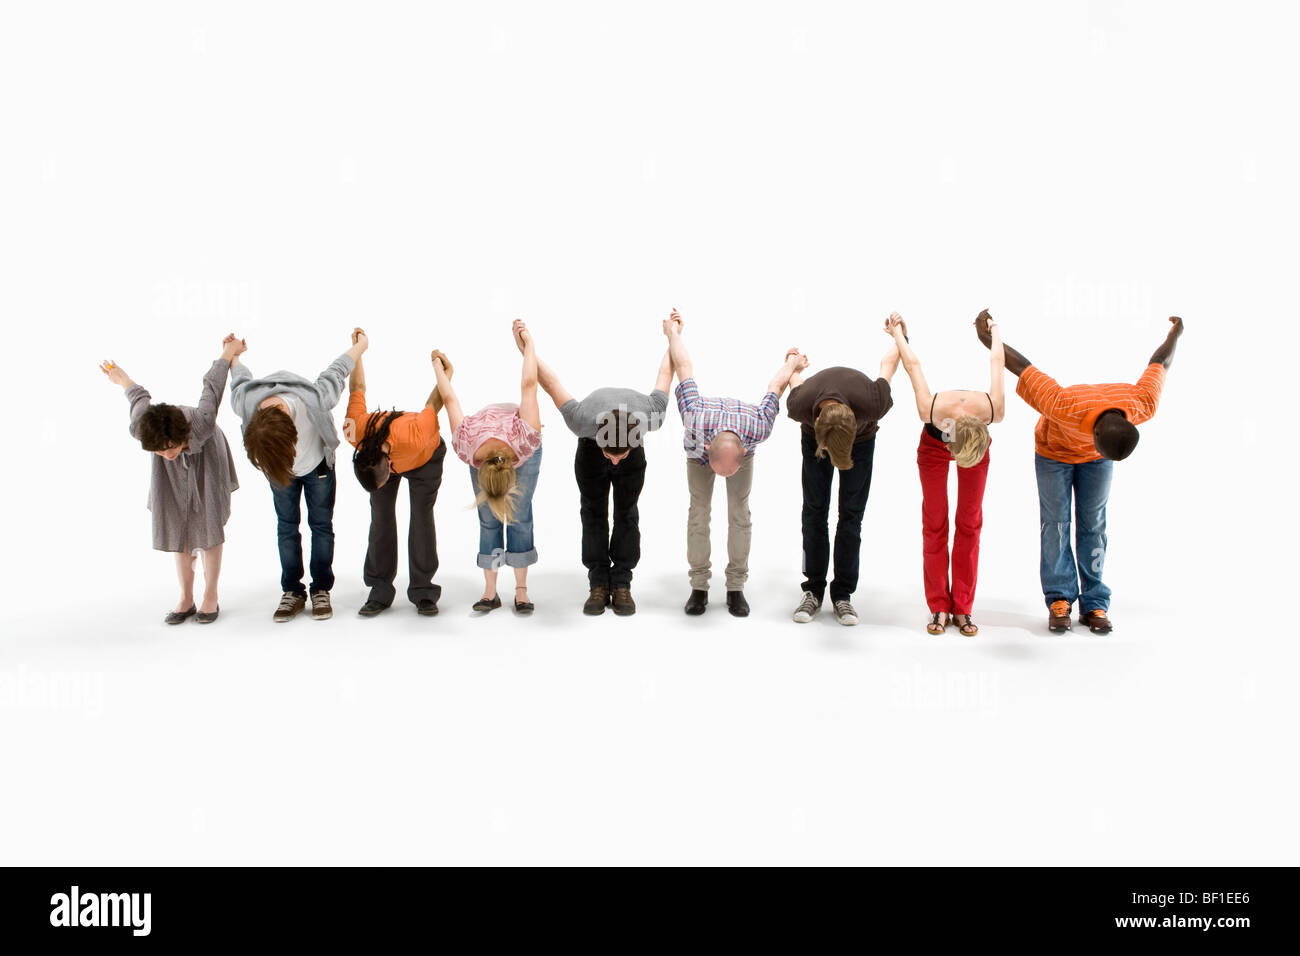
[686,454,754,591]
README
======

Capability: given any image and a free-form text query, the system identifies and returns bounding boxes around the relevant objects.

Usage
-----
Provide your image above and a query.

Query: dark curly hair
[353,410,404,493]
[137,404,191,452]
[244,405,298,487]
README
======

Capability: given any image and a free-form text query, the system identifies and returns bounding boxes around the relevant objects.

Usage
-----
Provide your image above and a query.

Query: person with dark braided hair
[344,332,452,618]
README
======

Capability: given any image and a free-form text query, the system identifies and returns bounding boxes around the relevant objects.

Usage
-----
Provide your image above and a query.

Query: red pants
[917,427,990,615]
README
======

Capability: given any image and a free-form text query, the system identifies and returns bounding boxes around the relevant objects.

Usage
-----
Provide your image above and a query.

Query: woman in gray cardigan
[100,334,244,624]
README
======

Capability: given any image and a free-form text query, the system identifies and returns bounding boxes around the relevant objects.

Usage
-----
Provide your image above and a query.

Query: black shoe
[358,601,389,618]
[726,591,750,617]
[196,606,220,624]
[416,599,439,617]
[514,587,534,615]
[164,605,196,625]
[473,594,502,613]
[684,589,708,615]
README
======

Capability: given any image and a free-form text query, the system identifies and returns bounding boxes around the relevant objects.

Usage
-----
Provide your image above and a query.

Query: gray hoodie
[229,353,356,469]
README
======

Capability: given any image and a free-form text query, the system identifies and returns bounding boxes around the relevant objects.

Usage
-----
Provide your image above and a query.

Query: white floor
[1,553,1286,865]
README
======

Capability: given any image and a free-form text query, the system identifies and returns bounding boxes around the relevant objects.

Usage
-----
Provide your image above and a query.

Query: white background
[1,1,1295,864]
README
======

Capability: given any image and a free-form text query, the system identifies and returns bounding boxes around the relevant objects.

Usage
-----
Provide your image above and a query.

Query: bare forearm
[350,357,365,393]
[1149,318,1183,369]
[653,350,673,393]
[521,340,539,390]
[667,333,693,381]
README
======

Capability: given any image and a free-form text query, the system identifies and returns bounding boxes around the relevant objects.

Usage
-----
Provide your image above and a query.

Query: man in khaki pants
[664,311,806,617]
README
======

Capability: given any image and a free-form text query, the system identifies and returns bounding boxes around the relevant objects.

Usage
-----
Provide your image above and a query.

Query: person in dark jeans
[230,326,367,622]
[345,337,453,617]
[786,340,901,626]
[533,338,673,616]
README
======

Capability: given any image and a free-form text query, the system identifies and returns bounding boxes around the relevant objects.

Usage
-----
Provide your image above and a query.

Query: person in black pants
[344,340,453,617]
[785,340,901,626]
[534,335,674,616]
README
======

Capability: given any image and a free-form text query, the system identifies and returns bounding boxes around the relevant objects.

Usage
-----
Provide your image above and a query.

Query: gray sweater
[228,353,356,469]
[559,387,669,447]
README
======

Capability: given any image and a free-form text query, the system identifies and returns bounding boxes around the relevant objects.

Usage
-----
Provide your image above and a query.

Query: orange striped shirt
[345,390,441,474]
[1017,364,1165,463]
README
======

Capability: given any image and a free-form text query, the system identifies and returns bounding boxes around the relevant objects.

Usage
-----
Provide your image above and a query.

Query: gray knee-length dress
[126,359,240,553]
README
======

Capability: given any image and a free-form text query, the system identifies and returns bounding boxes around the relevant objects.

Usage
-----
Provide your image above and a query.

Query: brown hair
[244,405,297,487]
[475,455,521,523]
[137,404,191,452]
[950,415,991,468]
[814,401,856,470]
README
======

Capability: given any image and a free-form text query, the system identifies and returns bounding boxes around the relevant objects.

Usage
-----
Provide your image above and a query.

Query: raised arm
[975,309,1030,375]
[535,356,574,411]
[349,329,366,394]
[513,319,542,430]
[878,337,902,383]
[987,321,1006,423]
[765,349,807,399]
[885,313,932,420]
[664,308,693,381]
[432,351,464,432]
[1148,316,1184,369]
[652,349,673,394]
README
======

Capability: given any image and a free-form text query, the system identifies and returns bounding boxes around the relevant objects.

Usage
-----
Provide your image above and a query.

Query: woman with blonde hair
[434,319,544,614]
[884,311,1005,636]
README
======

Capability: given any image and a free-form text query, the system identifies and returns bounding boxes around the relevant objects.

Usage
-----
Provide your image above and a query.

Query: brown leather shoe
[1048,600,1071,633]
[583,587,610,615]
[1080,609,1113,634]
[611,587,636,616]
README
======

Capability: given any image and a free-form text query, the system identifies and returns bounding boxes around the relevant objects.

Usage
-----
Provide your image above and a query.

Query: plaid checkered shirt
[675,378,780,464]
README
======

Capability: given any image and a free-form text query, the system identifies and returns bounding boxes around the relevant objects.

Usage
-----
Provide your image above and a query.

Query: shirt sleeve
[394,405,441,454]
[313,353,356,410]
[1132,363,1166,424]
[785,382,810,424]
[125,383,153,440]
[646,389,669,432]
[343,389,369,448]
[675,379,700,420]
[750,392,780,446]
[1016,365,1062,418]
[864,377,893,421]
[558,398,584,436]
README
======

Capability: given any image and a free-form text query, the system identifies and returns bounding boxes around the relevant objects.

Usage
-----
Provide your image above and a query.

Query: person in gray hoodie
[229,328,368,622]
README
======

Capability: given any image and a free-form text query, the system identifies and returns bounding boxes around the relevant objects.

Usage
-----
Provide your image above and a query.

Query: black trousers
[800,431,876,603]
[363,441,446,606]
[574,437,647,589]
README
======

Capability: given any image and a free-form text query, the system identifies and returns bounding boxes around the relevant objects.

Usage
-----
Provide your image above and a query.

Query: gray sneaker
[792,591,821,624]
[310,591,333,620]
[833,600,859,627]
[274,592,306,623]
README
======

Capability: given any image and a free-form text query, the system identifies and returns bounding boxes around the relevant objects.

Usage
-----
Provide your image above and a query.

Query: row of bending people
[101,308,1181,634]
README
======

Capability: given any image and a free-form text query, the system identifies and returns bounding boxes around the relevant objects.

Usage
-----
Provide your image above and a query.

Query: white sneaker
[833,600,859,626]
[792,591,821,624]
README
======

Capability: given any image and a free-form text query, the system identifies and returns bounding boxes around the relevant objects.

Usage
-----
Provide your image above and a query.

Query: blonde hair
[814,402,856,470]
[474,456,521,523]
[949,415,991,468]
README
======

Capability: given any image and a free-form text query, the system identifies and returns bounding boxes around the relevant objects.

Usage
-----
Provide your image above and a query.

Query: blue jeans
[269,463,337,595]
[1034,454,1112,612]
[469,445,542,569]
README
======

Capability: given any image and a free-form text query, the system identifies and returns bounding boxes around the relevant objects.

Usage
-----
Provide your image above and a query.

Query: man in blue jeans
[230,328,369,622]
[976,311,1183,633]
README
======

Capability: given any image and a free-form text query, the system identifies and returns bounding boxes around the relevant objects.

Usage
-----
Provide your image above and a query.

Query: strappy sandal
[472,594,501,613]
[926,612,948,635]
[513,586,534,615]
[952,614,979,637]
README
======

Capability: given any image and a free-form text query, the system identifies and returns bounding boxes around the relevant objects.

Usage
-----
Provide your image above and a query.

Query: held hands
[351,327,369,352]
[883,312,908,339]
[662,307,683,337]
[221,333,247,362]
[1167,316,1184,336]
[974,309,996,347]
[431,349,454,377]
[785,347,809,372]
[99,360,131,388]
[512,318,530,353]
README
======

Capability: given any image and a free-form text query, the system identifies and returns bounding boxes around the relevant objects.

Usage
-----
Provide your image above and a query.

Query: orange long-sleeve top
[344,389,441,474]
[1016,363,1166,464]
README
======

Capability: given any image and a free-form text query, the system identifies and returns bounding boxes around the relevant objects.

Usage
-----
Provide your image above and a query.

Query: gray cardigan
[228,353,356,469]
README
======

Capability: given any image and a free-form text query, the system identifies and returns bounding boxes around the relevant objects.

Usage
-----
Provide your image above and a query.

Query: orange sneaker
[1048,600,1072,633]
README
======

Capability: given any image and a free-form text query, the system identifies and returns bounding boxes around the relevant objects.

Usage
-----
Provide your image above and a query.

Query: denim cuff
[477,548,539,570]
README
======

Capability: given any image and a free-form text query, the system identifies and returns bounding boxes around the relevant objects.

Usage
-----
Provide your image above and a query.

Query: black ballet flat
[472,595,502,613]
[196,606,220,624]
[513,588,535,615]
[164,606,196,625]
